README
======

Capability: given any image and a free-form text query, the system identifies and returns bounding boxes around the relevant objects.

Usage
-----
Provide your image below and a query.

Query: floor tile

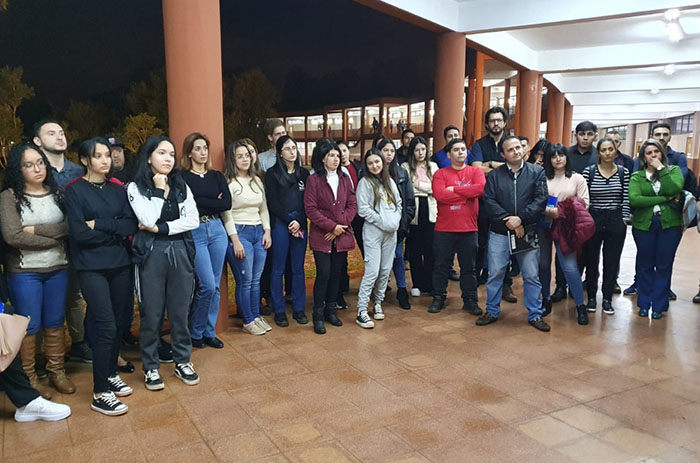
[551,405,619,433]
[517,415,585,447]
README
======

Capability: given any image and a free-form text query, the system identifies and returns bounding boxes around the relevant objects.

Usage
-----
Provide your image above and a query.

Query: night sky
[1,0,436,123]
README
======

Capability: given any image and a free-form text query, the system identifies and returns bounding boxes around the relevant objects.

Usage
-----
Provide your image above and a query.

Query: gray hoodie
[356,177,402,233]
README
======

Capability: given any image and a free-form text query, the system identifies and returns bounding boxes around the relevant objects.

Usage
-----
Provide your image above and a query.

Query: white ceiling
[369,0,700,128]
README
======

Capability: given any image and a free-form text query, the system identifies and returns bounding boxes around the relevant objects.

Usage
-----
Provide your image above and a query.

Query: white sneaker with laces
[356,310,375,329]
[14,396,71,422]
[373,302,385,320]
[107,374,133,397]
[243,320,266,335]
[175,362,200,386]
[410,288,421,297]
[255,317,272,332]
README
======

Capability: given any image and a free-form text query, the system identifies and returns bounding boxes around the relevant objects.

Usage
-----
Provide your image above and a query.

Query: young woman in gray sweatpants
[355,149,402,328]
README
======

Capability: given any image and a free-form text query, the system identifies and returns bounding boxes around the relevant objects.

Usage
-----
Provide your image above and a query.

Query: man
[469,107,517,303]
[477,135,550,332]
[608,130,634,173]
[32,120,92,363]
[258,119,287,172]
[106,136,135,184]
[428,138,485,315]
[431,125,462,169]
[519,136,530,162]
[396,128,415,165]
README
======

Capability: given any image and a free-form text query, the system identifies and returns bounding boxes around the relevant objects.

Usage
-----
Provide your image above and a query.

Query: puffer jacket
[393,165,415,241]
[551,196,595,256]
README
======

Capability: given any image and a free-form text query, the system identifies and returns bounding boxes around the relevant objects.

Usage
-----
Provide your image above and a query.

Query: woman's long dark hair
[224,140,263,195]
[311,140,340,176]
[405,136,432,181]
[529,139,550,164]
[132,135,188,201]
[373,136,399,182]
[543,143,572,179]
[1,143,62,214]
[362,148,398,210]
[270,135,304,187]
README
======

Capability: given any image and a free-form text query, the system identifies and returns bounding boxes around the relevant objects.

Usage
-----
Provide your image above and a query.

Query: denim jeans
[392,239,407,289]
[230,225,267,324]
[632,216,682,313]
[7,269,68,335]
[485,232,542,321]
[270,219,307,314]
[538,230,585,306]
[190,218,228,339]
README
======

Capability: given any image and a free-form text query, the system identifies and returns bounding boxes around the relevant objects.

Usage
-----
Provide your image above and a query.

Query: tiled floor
[2,230,700,462]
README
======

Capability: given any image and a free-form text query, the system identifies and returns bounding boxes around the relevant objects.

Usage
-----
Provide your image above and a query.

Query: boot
[427,297,445,313]
[396,288,411,310]
[312,307,326,335]
[44,327,76,394]
[502,284,517,303]
[20,335,52,400]
[324,305,343,327]
[576,305,589,326]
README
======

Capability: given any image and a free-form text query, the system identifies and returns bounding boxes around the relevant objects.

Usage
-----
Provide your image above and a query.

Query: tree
[121,113,163,153]
[0,106,22,149]
[62,100,114,144]
[0,66,34,146]
[224,69,278,150]
[126,70,168,130]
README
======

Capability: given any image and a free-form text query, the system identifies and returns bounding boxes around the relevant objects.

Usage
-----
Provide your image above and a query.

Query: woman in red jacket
[305,141,358,334]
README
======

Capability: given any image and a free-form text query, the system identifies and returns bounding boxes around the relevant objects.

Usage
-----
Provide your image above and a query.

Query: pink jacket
[304,172,357,253]
[551,196,595,256]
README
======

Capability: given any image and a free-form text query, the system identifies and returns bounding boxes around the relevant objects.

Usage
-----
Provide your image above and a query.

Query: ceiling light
[664,8,681,21]
[650,89,660,95]
[664,64,676,76]
[665,21,686,43]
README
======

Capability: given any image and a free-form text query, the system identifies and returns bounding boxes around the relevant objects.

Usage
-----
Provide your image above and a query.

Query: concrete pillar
[536,75,544,139]
[379,102,385,135]
[624,123,636,156]
[342,109,348,142]
[546,90,565,144]
[516,70,541,145]
[433,32,466,150]
[503,78,511,114]
[162,0,228,331]
[563,99,574,146]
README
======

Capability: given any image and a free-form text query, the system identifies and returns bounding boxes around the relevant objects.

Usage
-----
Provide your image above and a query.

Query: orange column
[472,52,486,142]
[163,0,228,332]
[546,90,565,144]
[503,78,511,114]
[433,32,466,150]
[563,99,574,146]
[379,102,385,135]
[516,70,541,145]
[342,109,348,142]
[464,49,477,146]
[535,74,544,139]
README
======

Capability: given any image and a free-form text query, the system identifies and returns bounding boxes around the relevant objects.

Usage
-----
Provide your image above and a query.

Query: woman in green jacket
[629,139,684,319]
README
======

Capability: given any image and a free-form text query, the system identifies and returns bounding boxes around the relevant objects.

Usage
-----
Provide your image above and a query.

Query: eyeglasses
[488,118,504,125]
[21,159,46,170]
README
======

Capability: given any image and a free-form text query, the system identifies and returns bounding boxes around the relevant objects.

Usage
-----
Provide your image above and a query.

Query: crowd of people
[0,108,698,422]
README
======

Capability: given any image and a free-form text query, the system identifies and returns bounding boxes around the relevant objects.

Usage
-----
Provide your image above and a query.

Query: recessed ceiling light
[651,89,660,95]
[664,64,676,76]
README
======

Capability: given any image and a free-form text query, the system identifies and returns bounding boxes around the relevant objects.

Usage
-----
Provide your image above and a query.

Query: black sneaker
[462,301,483,316]
[68,342,93,364]
[107,374,133,397]
[586,297,597,312]
[427,297,445,314]
[613,282,622,294]
[122,332,139,346]
[292,311,308,324]
[191,337,206,349]
[602,299,615,315]
[158,343,173,364]
[336,294,348,310]
[551,286,567,303]
[476,313,499,326]
[274,313,290,327]
[396,288,411,310]
[204,336,224,349]
[529,318,551,332]
[144,369,165,391]
[669,289,677,301]
[175,362,200,386]
[91,391,128,416]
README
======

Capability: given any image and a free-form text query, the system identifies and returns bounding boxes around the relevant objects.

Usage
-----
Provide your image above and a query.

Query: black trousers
[313,247,347,309]
[1,351,40,408]
[583,209,626,300]
[352,215,365,257]
[78,265,131,394]
[408,197,435,293]
[432,231,478,303]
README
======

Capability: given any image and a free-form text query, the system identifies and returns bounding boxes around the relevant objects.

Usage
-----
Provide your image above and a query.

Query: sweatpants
[139,239,195,371]
[357,223,396,311]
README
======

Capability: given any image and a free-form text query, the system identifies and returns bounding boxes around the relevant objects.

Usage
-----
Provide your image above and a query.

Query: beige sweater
[221,177,271,235]
[546,171,590,208]
[0,189,68,273]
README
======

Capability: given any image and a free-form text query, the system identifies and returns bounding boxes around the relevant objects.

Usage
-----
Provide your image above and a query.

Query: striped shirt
[582,164,630,221]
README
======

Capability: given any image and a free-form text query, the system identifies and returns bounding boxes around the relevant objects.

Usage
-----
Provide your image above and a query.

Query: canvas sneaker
[91,391,128,416]
[107,374,133,397]
[356,310,375,329]
[373,302,385,320]
[175,362,200,386]
[144,369,165,391]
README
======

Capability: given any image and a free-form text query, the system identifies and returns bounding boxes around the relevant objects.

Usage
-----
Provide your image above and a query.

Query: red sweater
[432,165,485,232]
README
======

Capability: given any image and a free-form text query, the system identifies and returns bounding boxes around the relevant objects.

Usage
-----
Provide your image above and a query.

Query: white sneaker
[255,317,272,332]
[242,320,266,335]
[356,310,375,329]
[15,396,71,422]
[410,288,421,297]
[373,302,385,320]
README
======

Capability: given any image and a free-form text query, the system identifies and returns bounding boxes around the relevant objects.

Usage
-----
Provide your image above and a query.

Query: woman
[528,139,549,167]
[264,135,309,327]
[128,135,200,391]
[374,136,415,309]
[355,148,402,328]
[401,136,438,297]
[241,137,262,173]
[305,141,357,334]
[1,143,74,400]
[629,139,684,319]
[222,140,272,336]
[538,143,590,324]
[65,137,137,415]
[582,137,630,315]
[336,140,358,309]
[181,133,231,349]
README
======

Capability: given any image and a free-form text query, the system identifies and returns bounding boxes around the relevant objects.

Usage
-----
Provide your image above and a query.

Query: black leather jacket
[482,162,548,235]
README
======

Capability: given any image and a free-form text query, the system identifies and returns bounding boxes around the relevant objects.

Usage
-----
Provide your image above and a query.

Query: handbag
[0,308,30,372]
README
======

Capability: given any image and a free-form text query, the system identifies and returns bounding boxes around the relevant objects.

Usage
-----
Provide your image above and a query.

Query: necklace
[87,180,106,189]
[190,168,207,178]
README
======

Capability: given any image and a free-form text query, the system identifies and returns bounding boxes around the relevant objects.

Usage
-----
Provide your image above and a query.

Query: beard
[42,146,65,156]
[487,126,503,137]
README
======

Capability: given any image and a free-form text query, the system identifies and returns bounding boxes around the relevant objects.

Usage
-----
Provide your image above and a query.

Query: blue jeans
[270,219,307,314]
[230,225,267,324]
[539,231,584,306]
[7,270,68,334]
[392,239,407,289]
[486,232,542,321]
[190,218,229,339]
[632,216,682,313]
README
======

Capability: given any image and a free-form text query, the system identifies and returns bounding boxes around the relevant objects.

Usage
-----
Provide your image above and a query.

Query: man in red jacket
[428,138,486,315]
